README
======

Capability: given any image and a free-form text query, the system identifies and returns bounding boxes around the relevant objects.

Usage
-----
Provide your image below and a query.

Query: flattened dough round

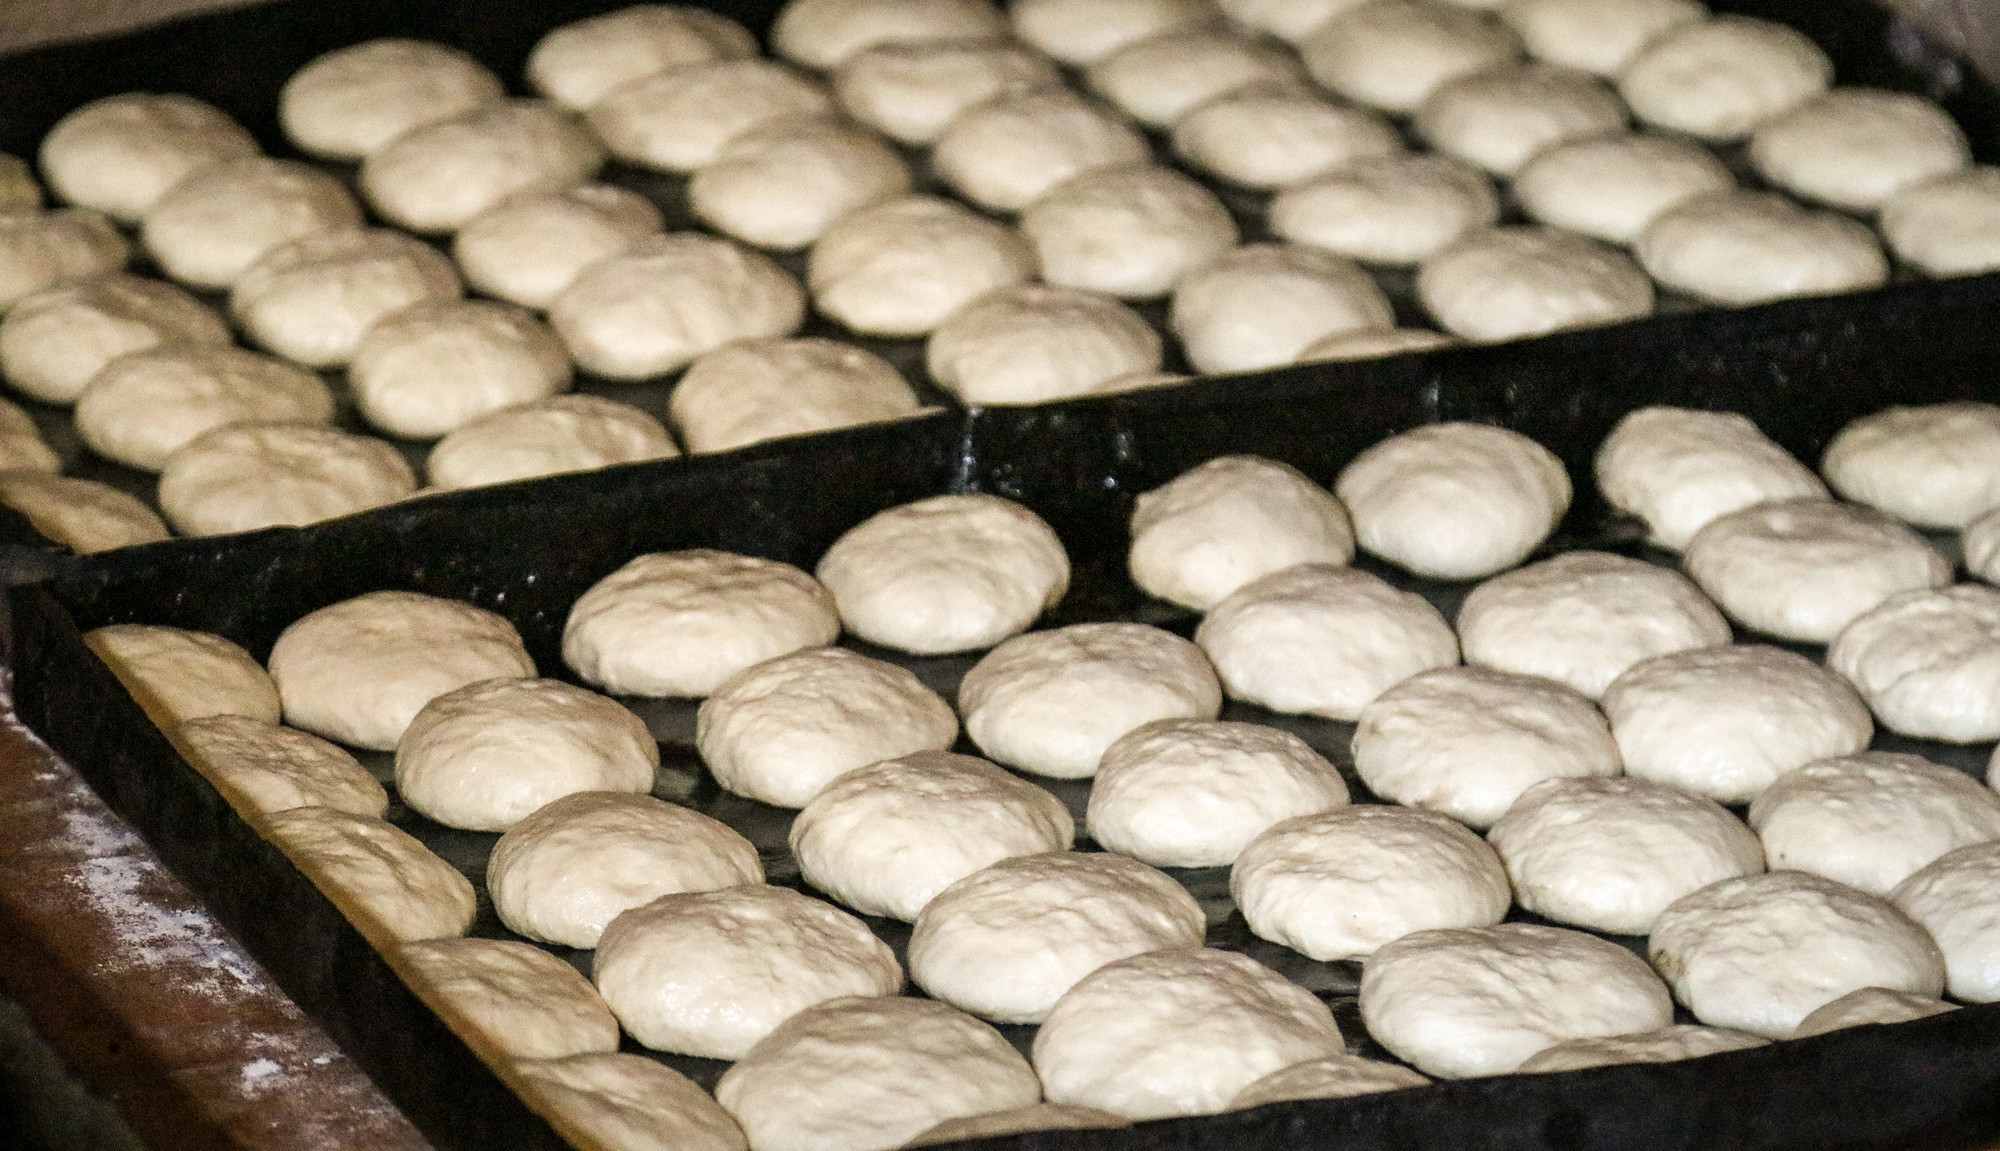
[452,184,663,310]
[1009,0,1217,65]
[1880,166,2000,278]
[670,337,920,455]
[833,41,1061,146]
[77,344,335,473]
[1499,0,1706,75]
[425,395,679,490]
[1748,87,1968,212]
[1616,16,1830,141]
[40,93,258,222]
[1020,165,1236,299]
[1300,2,1522,114]
[157,423,417,538]
[1890,840,2000,1004]
[279,39,505,160]
[1085,26,1304,128]
[771,0,1006,70]
[1747,751,2000,896]
[1229,1055,1431,1109]
[1829,584,2000,742]
[1128,455,1354,611]
[360,99,605,234]
[1821,402,2000,530]
[1,273,230,405]
[0,209,129,312]
[1414,63,1627,177]
[1170,243,1395,374]
[1791,986,1960,1038]
[1637,189,1888,306]
[585,59,833,174]
[1170,85,1403,190]
[349,300,570,440]
[259,806,476,943]
[689,116,908,251]
[139,156,363,289]
[83,623,279,726]
[927,284,1163,404]
[1592,405,1825,550]
[527,5,759,112]
[1417,226,1653,343]
[0,473,167,553]
[1270,154,1500,266]
[807,194,1036,337]
[398,937,620,1060]
[1512,132,1734,246]
[230,228,464,368]
[173,714,388,818]
[931,91,1151,213]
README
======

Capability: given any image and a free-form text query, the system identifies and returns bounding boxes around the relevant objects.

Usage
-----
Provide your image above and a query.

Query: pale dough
[1127,454,1355,611]
[909,1104,1126,1146]
[1170,243,1397,374]
[230,228,465,368]
[1748,87,1969,212]
[1499,0,1706,75]
[397,937,620,1060]
[1747,751,2000,896]
[78,345,334,474]
[0,209,128,312]
[349,300,571,440]
[39,93,258,223]
[1592,405,1826,551]
[258,806,476,944]
[1417,226,1654,343]
[1880,166,2000,278]
[1218,0,1374,42]
[1514,132,1735,246]
[931,91,1152,213]
[1821,402,2000,529]
[771,0,1007,69]
[1414,63,1628,177]
[360,100,606,234]
[1971,505,2000,585]
[670,337,920,455]
[0,473,168,553]
[1515,1024,1766,1072]
[806,194,1037,337]
[1637,190,1889,306]
[1085,26,1305,128]
[1009,0,1218,65]
[0,153,39,212]
[585,59,834,173]
[452,184,663,310]
[527,5,759,112]
[83,623,280,726]
[927,283,1164,404]
[0,396,55,473]
[173,714,388,819]
[512,1053,748,1151]
[1829,584,2000,742]
[688,116,909,250]
[1,273,230,405]
[1229,1055,1430,1110]
[139,157,363,289]
[425,395,679,490]
[1300,2,1523,113]
[279,39,506,160]
[832,41,1062,145]
[1791,986,1960,1038]
[1890,840,2000,1004]
[1300,327,1457,361]
[156,423,418,538]
[1019,164,1237,299]
[1170,84,1403,190]
[1617,16,1831,141]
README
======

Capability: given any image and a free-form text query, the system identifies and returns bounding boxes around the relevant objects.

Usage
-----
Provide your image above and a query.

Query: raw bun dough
[1233,804,1511,959]
[772,0,1006,69]
[1513,132,1734,245]
[807,194,1036,337]
[487,791,762,949]
[1085,26,1304,128]
[1602,644,1871,805]
[1229,1055,1431,1110]
[585,59,834,174]
[1880,166,2000,277]
[671,337,920,454]
[1009,0,1218,65]
[1830,585,2000,742]
[1649,870,1946,1038]
[1417,226,1654,343]
[527,5,759,112]
[279,39,505,160]
[931,91,1152,213]
[926,284,1163,404]
[1748,751,2000,896]
[1415,63,1627,177]
[1499,0,1707,75]
[425,395,678,490]
[592,885,902,1058]
[549,233,804,380]
[1515,1024,1766,1072]
[259,806,476,944]
[1748,88,1969,212]
[156,423,417,538]
[360,100,606,234]
[1821,402,2000,530]
[349,300,570,439]
[1359,923,1674,1078]
[835,42,1064,145]
[0,153,40,212]
[562,549,839,697]
[140,157,363,289]
[83,623,280,726]
[1034,946,1345,1120]
[0,209,129,311]
[1353,665,1620,828]
[230,228,464,368]
[266,590,536,752]
[78,345,334,474]
[1890,841,2000,1003]
[1269,154,1499,265]
[714,996,1038,1151]
[512,1053,749,1151]
[909,1104,1126,1146]
[908,850,1206,1023]
[1488,775,1763,935]
[173,714,388,819]
[1791,986,1960,1038]
[397,937,620,1060]
[1593,406,1826,550]
[1300,2,1522,113]
[1128,455,1354,611]
[1170,243,1396,374]
[1637,190,1888,306]
[0,473,169,553]
[1334,421,1571,579]
[39,93,258,222]
[816,494,1069,654]
[1617,16,1831,141]
[1683,498,1950,642]
[0,396,56,472]
[1171,85,1403,190]
[1020,165,1237,299]
[1,274,230,405]
[790,752,1075,919]
[689,116,909,250]
[1196,563,1458,720]
[453,184,663,310]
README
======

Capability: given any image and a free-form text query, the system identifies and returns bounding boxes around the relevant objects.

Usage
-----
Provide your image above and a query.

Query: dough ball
[361,100,606,234]
[174,714,388,819]
[1489,775,1763,935]
[157,423,417,538]
[1417,226,1654,343]
[594,886,901,1059]
[425,395,679,490]
[1617,16,1831,141]
[1195,563,1459,720]
[807,194,1037,337]
[1683,498,1950,642]
[1170,84,1403,190]
[1515,1024,1766,1073]
[1359,923,1673,1077]
[527,5,759,112]
[230,228,464,369]
[488,791,762,949]
[349,300,570,440]
[927,284,1163,404]
[1749,751,2000,896]
[1747,87,1969,212]
[1514,132,1734,246]
[0,209,129,312]
[1334,421,1570,580]
[696,645,956,809]
[833,41,1062,146]
[1638,189,1888,306]
[670,336,920,455]
[550,233,804,380]
[452,184,663,311]
[1880,166,2000,278]
[774,0,1006,70]
[0,153,40,212]
[815,494,1069,654]
[512,1053,748,1151]
[1086,26,1304,128]
[1971,505,2000,585]
[585,59,834,173]
[1593,406,1826,551]
[1791,986,1958,1038]
[793,751,1074,919]
[1229,1055,1430,1110]
[1890,841,2000,1004]
[266,590,536,751]
[1499,0,1706,74]
[689,116,909,250]
[397,937,619,1060]
[78,345,332,475]
[931,91,1152,214]
[1823,402,2000,530]
[715,996,1038,1151]
[259,806,475,944]
[0,396,56,472]
[83,623,279,726]
[908,1104,1127,1146]
[1233,804,1511,960]
[1415,63,1627,177]
[1128,455,1354,612]
[39,93,258,223]
[1830,585,2000,742]
[1089,719,1348,867]
[0,473,168,553]
[1020,165,1237,299]
[279,39,505,161]
[1010,0,1218,65]
[1456,550,1730,700]
[139,157,363,289]
[562,549,839,697]
[1300,2,1523,114]
[1035,947,1343,1119]
[908,851,1204,1024]
[1269,154,1499,268]
[1,274,230,405]
[1171,243,1396,374]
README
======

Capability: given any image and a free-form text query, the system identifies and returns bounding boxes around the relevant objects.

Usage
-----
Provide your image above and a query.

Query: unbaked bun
[1880,166,2000,278]
[1020,165,1237,299]
[1514,132,1734,246]
[1170,84,1403,190]
[771,0,1007,70]
[0,273,230,404]
[1010,0,1218,65]
[0,473,168,553]
[1829,585,2000,742]
[1747,751,2000,896]
[834,41,1064,145]
[452,184,663,310]
[39,93,258,222]
[689,116,909,250]
[586,59,834,173]
[1085,26,1305,128]
[1127,454,1354,611]
[425,395,678,490]
[360,100,606,234]
[1300,1,1522,113]
[279,39,505,161]
[1617,16,1831,141]
[157,423,418,538]
[1747,87,1969,212]
[807,194,1036,337]
[1637,190,1888,306]
[1414,63,1627,177]
[1499,0,1706,75]
[1269,153,1499,266]
[77,345,335,472]
[931,90,1151,213]
[1418,226,1653,342]
[1170,243,1395,373]
[669,336,920,454]
[230,228,464,368]
[0,209,129,311]
[926,284,1162,404]
[139,157,363,289]
[1593,406,1825,550]
[526,5,758,112]
[1821,402,2000,530]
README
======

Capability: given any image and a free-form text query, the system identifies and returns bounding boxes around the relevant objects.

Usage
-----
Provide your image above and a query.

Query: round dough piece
[1035,947,1344,1120]
[1749,751,2000,896]
[1196,563,1459,720]
[1171,244,1396,374]
[230,228,464,369]
[696,646,956,809]
[909,1104,1126,1146]
[266,590,536,752]
[512,1053,748,1151]
[157,423,417,538]
[452,184,663,311]
[562,550,839,698]
[832,41,1062,146]
[0,153,40,212]
[807,194,1037,337]
[1880,166,2000,278]
[1418,226,1654,343]
[1334,421,1571,580]
[0,209,129,312]
[0,473,169,553]
[1170,85,1403,190]
[0,396,56,473]
[1009,0,1218,65]
[1499,0,1706,75]
[792,751,1075,920]
[1020,165,1237,299]
[1593,406,1826,551]
[259,807,476,944]
[1085,26,1304,128]
[689,116,909,251]
[1890,840,2000,1004]
[931,91,1152,214]
[670,336,920,455]
[527,5,759,112]
[585,59,834,174]
[1617,16,1831,141]
[1792,986,1959,1038]
[83,623,280,727]
[926,284,1162,405]
[1229,1055,1430,1110]
[1514,132,1734,246]
[1821,402,2000,530]
[1414,63,1627,177]
[772,0,1005,70]
[1270,153,1498,270]
[1233,804,1511,960]
[1747,88,1969,212]
[1830,585,2000,742]
[1359,923,1673,1078]
[1300,2,1523,113]
[360,100,606,235]
[1602,644,1871,805]
[1,274,231,405]
[488,791,763,949]
[592,885,902,1059]
[78,345,334,474]
[139,157,362,289]
[1683,498,1950,642]
[279,39,505,161]
[549,233,804,380]
[173,714,388,819]
[1515,1024,1766,1073]
[397,937,620,1061]
[39,93,258,223]
[1128,455,1354,612]
[425,395,679,490]
[1637,190,1888,306]
[349,300,570,440]
[714,996,1038,1151]
[909,850,1206,1023]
